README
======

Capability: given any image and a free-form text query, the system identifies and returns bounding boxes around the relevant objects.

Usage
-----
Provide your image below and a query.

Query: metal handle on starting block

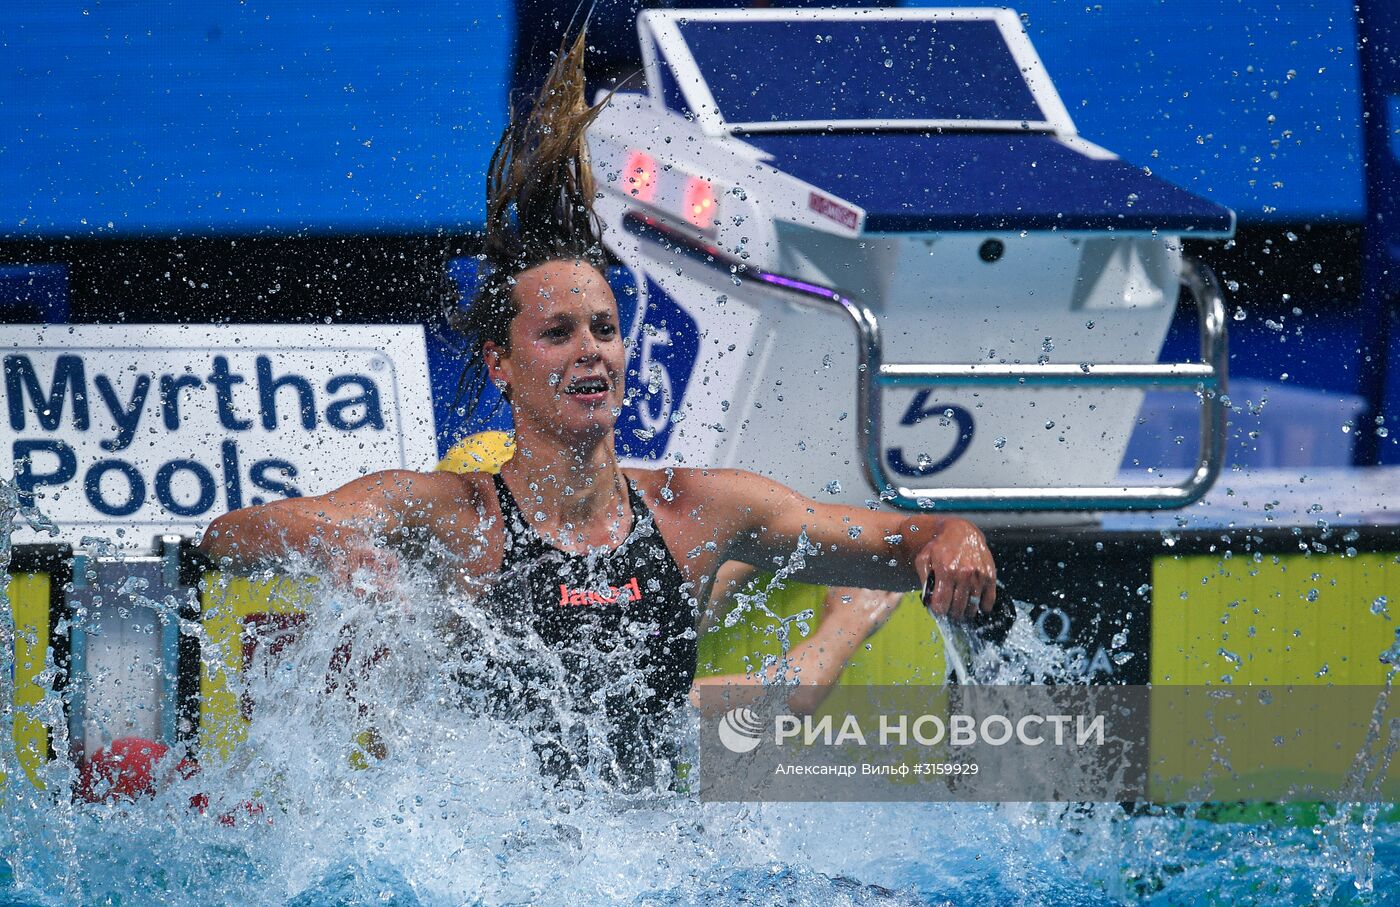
[867,257,1228,511]
[623,212,1228,513]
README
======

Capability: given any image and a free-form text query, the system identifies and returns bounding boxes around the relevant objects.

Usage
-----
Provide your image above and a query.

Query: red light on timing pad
[684,177,717,230]
[624,150,658,203]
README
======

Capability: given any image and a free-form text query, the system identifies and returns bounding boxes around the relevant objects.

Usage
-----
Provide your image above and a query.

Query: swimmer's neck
[497,426,630,539]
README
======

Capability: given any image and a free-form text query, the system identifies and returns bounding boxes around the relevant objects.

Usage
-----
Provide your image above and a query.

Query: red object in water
[79,738,264,825]
[188,790,266,827]
[77,736,169,802]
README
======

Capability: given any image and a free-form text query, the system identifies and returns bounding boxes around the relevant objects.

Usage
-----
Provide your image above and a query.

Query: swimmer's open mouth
[565,376,610,396]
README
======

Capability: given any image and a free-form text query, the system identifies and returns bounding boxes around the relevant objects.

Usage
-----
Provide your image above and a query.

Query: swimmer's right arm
[198,469,430,584]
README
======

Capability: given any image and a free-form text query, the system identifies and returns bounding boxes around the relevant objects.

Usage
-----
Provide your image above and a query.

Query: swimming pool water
[0,535,1394,905]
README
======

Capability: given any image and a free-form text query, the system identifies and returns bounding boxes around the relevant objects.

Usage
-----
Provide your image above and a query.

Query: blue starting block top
[742,132,1235,235]
[638,8,1235,236]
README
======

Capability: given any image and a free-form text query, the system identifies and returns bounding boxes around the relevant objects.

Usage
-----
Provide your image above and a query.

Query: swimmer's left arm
[702,469,996,621]
[689,586,902,717]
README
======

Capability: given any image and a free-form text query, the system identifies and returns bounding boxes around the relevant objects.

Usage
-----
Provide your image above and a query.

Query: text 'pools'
[1,327,435,542]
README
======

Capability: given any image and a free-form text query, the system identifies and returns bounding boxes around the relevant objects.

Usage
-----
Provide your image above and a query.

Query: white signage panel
[2,325,437,547]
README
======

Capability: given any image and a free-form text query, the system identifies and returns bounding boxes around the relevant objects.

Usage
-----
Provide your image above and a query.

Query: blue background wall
[2,0,1364,235]
[912,0,1364,222]
[2,1,513,236]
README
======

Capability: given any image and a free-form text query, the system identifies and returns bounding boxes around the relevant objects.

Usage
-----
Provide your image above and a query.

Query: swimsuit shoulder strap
[491,472,537,557]
[490,471,516,520]
[621,478,688,579]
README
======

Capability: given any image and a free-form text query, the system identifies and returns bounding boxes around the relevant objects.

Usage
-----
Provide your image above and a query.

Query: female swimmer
[199,34,997,778]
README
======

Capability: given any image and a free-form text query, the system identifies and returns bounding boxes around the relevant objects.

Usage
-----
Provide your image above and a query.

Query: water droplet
[1233,307,1247,321]
[1312,262,1322,274]
[883,58,893,68]
[993,436,1007,449]
[824,480,842,495]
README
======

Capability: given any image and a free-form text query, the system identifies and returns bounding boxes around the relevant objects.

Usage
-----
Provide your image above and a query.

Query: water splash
[0,489,1396,904]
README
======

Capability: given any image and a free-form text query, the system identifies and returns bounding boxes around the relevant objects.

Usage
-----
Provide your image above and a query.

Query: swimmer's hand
[915,519,996,622]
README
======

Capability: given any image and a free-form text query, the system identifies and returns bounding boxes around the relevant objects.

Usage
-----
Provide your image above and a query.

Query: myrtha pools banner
[2,325,437,547]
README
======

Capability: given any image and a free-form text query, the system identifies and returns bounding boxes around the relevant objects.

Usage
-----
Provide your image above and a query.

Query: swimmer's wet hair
[486,31,607,278]
[450,29,612,421]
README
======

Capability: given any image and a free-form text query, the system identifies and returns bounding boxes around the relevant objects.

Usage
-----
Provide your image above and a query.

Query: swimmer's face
[486,259,625,445]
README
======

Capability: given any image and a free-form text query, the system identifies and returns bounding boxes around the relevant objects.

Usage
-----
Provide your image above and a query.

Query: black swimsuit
[464,472,698,784]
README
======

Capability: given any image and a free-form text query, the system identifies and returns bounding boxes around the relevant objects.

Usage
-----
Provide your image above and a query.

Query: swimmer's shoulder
[411,468,495,515]
[337,468,485,500]
[351,469,503,578]
[624,467,806,537]
[623,466,765,516]
[339,468,494,529]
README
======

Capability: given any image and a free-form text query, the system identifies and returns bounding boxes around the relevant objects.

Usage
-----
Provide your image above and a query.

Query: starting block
[589,8,1237,517]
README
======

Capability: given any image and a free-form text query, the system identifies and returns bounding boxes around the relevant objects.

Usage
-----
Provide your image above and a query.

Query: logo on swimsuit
[717,707,765,754]
[557,577,642,607]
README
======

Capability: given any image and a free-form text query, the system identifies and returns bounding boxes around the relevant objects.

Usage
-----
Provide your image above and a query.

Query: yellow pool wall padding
[1148,549,1400,802]
[435,430,515,476]
[1150,551,1398,685]
[697,579,947,685]
[7,572,50,789]
[199,575,317,760]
